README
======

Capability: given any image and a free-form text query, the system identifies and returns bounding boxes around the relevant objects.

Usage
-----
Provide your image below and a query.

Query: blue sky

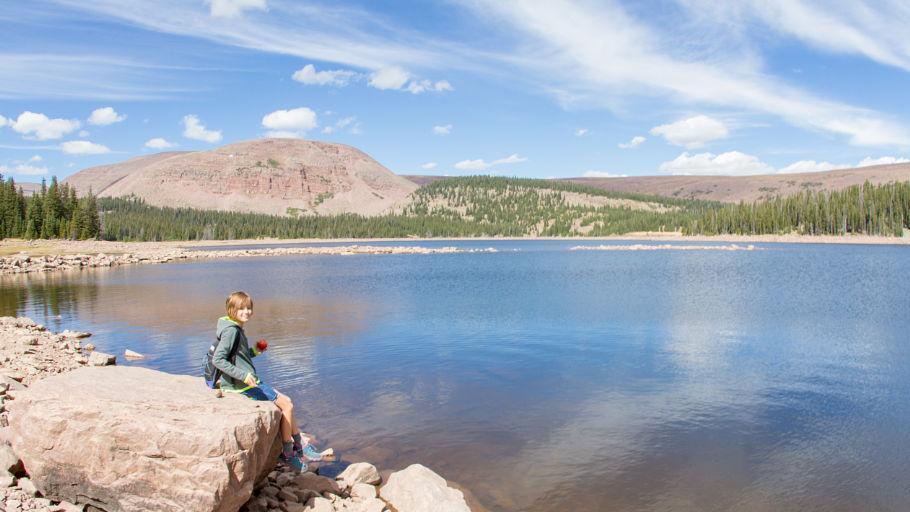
[2,0,910,182]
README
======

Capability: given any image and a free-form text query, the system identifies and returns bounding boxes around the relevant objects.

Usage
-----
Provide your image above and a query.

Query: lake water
[2,240,909,511]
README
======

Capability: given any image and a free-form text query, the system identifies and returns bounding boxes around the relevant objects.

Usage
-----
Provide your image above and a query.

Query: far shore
[2,231,909,258]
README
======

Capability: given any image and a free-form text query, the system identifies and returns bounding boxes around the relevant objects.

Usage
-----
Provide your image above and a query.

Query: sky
[2,0,910,182]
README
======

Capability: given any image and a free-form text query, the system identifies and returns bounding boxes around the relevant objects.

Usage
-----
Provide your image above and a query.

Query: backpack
[203,325,241,389]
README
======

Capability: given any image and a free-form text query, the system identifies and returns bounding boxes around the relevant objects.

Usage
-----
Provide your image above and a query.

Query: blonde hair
[226,291,253,322]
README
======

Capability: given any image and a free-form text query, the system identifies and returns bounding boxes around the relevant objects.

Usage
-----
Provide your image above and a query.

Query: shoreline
[2,231,909,255]
[1,233,907,276]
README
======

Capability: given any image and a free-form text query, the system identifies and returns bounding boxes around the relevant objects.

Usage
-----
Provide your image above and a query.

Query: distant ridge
[404,163,910,203]
[64,139,417,216]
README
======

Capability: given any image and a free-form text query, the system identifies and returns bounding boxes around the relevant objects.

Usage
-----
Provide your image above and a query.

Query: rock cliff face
[7,366,282,512]
[64,139,418,217]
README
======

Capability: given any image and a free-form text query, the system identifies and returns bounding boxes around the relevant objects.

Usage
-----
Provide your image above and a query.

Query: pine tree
[42,177,61,238]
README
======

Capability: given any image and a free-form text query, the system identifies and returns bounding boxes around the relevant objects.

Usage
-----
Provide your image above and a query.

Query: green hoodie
[213,316,261,392]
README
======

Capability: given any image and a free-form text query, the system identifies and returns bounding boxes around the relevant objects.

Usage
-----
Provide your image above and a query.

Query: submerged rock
[7,366,283,512]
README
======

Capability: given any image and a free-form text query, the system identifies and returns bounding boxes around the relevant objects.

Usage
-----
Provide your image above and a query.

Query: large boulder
[7,366,282,512]
[379,464,470,512]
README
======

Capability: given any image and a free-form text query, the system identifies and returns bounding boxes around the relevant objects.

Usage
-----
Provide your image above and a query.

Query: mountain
[563,163,910,203]
[64,139,418,216]
[404,163,910,203]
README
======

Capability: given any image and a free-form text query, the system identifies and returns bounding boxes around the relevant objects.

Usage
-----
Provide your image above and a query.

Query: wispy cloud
[206,0,266,19]
[618,135,646,149]
[433,124,453,135]
[61,140,111,155]
[145,137,177,149]
[454,153,527,171]
[0,53,198,100]
[459,0,910,147]
[292,64,357,87]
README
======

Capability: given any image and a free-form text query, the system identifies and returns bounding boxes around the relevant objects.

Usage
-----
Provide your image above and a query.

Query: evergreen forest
[0,175,101,240]
[2,175,909,241]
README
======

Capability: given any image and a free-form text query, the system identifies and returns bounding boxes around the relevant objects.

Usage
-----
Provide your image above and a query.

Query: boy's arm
[212,328,252,382]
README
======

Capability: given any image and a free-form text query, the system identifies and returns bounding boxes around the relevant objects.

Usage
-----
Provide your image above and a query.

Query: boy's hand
[256,339,268,352]
[244,373,258,388]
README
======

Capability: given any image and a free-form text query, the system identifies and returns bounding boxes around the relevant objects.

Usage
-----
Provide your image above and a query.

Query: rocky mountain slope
[64,139,417,216]
[563,163,910,203]
[405,163,910,203]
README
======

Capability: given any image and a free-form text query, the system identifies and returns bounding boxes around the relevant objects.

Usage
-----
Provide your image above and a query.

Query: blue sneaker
[279,452,307,472]
[296,442,325,462]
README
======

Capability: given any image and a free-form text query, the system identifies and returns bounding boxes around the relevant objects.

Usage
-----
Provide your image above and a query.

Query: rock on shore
[0,246,496,276]
[0,318,473,512]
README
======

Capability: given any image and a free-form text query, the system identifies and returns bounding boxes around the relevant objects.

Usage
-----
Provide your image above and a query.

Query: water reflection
[1,244,909,512]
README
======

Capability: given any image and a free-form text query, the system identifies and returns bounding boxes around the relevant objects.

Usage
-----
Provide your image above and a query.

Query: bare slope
[64,139,417,216]
[563,163,910,203]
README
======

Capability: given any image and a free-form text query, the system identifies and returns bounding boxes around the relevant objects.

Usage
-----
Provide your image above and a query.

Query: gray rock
[87,351,115,366]
[293,473,342,496]
[379,464,470,512]
[7,366,283,512]
[278,488,299,502]
[0,469,15,487]
[349,498,387,512]
[51,500,85,512]
[16,476,38,497]
[0,443,23,475]
[336,462,381,489]
[6,498,21,511]
[304,496,334,512]
[350,483,377,500]
[281,501,307,512]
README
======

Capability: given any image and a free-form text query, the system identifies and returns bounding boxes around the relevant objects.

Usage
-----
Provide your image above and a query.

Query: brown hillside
[562,163,910,203]
[64,139,418,216]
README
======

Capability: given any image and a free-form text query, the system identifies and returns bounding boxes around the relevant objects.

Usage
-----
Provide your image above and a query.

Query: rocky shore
[0,245,497,276]
[0,318,472,512]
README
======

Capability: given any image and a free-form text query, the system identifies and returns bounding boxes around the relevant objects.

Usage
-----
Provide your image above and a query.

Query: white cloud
[454,159,490,171]
[583,171,628,178]
[182,114,222,143]
[28,155,42,162]
[421,162,438,170]
[61,140,111,155]
[659,151,774,176]
[368,67,451,94]
[292,64,357,87]
[11,111,80,140]
[145,137,176,149]
[857,156,910,167]
[493,154,527,165]
[78,130,90,137]
[0,115,7,127]
[575,128,588,137]
[454,153,527,171]
[433,124,452,135]
[261,108,318,139]
[777,160,847,174]
[321,116,361,135]
[650,116,728,148]
[618,135,646,149]
[406,79,453,94]
[369,66,410,90]
[12,164,48,176]
[206,0,266,18]
[88,107,126,126]
[466,1,910,147]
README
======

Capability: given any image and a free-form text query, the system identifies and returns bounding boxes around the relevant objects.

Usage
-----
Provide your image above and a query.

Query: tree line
[0,175,101,240]
[2,175,909,241]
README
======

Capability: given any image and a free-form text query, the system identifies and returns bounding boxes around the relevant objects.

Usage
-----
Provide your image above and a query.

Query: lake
[2,240,909,511]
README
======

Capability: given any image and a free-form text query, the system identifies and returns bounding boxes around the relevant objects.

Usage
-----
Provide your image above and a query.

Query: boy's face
[235,306,253,323]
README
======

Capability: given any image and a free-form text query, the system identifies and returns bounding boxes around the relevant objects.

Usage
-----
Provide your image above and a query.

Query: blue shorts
[241,381,279,401]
